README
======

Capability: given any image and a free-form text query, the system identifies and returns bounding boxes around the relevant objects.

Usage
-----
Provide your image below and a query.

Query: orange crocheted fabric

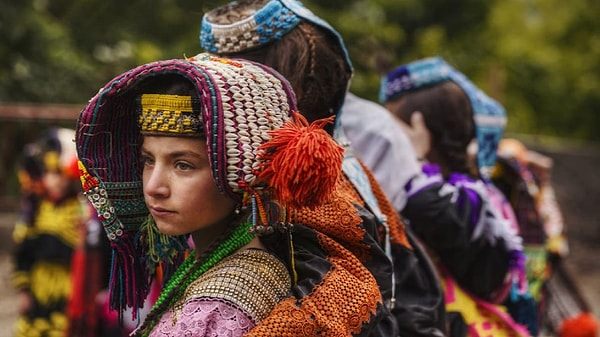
[293,175,372,262]
[246,165,411,335]
[246,232,381,336]
[247,159,411,336]
[335,160,411,250]
[359,160,411,249]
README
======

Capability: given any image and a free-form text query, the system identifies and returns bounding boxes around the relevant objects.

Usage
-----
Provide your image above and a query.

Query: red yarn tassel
[257,112,344,209]
[559,312,599,337]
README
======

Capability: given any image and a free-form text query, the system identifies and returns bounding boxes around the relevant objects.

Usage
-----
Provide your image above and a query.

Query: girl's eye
[140,155,154,166]
[176,162,193,170]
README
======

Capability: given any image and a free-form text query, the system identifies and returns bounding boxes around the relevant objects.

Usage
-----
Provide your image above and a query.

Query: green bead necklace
[141,221,254,336]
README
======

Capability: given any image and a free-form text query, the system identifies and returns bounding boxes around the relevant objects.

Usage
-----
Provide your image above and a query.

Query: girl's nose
[143,165,169,198]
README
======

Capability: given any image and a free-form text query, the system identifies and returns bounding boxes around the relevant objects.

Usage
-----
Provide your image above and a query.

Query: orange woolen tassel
[257,111,344,209]
[559,312,599,337]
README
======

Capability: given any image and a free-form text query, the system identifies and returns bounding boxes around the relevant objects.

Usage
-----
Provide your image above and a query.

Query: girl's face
[141,136,236,237]
[43,171,71,201]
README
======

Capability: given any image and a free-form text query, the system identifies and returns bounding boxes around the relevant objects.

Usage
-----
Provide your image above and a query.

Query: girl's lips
[149,206,175,218]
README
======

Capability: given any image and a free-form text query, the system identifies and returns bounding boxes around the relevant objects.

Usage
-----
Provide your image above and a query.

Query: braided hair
[388,81,476,177]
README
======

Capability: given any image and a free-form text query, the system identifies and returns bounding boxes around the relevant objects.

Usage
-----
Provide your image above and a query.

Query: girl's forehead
[142,136,207,152]
[142,136,206,148]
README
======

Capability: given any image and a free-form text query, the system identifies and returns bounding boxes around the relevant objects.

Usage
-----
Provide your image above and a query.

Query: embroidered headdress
[379,56,507,177]
[200,0,352,76]
[76,53,343,316]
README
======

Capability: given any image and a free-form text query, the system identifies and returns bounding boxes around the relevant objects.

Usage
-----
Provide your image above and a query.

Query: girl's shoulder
[151,249,291,337]
[180,249,291,322]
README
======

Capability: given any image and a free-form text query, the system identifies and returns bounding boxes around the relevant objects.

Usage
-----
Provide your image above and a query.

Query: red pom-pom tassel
[64,156,81,181]
[257,112,344,209]
[560,312,599,337]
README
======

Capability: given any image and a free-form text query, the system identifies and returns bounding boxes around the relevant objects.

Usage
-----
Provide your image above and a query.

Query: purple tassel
[108,231,149,322]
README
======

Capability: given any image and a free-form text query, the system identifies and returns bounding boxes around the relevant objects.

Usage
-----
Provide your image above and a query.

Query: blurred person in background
[380,56,532,337]
[11,128,85,337]
[493,138,599,337]
[10,127,132,337]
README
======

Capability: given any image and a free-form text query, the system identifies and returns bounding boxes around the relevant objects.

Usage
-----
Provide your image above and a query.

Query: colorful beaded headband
[379,56,507,176]
[200,0,352,75]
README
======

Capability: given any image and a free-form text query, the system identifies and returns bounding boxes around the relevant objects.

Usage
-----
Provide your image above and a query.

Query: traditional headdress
[379,56,507,177]
[76,53,343,316]
[200,0,352,76]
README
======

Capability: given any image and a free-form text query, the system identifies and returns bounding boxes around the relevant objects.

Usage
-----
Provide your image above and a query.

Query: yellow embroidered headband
[138,94,203,136]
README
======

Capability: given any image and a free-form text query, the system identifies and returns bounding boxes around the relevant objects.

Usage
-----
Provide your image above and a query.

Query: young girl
[76,54,391,336]
[380,56,531,336]
[200,2,446,336]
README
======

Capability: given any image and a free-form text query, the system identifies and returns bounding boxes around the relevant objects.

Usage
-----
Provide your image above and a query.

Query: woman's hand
[395,111,431,161]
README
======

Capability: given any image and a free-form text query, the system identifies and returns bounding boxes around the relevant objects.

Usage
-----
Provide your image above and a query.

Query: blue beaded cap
[200,0,352,75]
[379,56,507,176]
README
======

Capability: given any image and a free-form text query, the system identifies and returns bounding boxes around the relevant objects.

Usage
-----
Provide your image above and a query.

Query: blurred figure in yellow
[11,128,88,337]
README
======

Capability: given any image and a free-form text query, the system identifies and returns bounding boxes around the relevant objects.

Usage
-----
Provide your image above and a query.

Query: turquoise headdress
[379,57,507,177]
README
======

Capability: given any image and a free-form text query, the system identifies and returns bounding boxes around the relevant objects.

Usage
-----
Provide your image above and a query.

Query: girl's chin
[155,223,186,236]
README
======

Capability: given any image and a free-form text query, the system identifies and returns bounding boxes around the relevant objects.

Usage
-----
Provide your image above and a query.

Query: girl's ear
[466,139,479,176]
[396,111,431,161]
[467,139,478,157]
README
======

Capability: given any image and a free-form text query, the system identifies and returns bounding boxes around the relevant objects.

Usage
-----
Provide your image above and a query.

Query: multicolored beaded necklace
[141,221,254,336]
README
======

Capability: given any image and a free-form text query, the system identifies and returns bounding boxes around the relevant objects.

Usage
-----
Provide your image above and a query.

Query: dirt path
[0,213,19,337]
[542,144,600,317]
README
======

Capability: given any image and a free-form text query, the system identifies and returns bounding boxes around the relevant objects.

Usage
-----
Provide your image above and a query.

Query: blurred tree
[0,1,98,103]
[487,0,600,140]
[0,0,209,103]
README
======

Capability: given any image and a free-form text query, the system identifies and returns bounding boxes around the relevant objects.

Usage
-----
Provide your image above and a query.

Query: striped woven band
[200,0,352,73]
[138,94,202,136]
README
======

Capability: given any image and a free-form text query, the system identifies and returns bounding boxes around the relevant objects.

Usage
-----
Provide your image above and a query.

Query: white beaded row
[194,57,290,191]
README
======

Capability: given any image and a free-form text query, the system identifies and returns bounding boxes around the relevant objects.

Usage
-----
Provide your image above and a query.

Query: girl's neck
[190,211,264,258]
[191,219,232,258]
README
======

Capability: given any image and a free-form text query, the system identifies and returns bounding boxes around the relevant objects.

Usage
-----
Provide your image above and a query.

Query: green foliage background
[1,0,599,142]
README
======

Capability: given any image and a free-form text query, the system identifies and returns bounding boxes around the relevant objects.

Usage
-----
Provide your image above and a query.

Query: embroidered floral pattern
[150,299,255,337]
